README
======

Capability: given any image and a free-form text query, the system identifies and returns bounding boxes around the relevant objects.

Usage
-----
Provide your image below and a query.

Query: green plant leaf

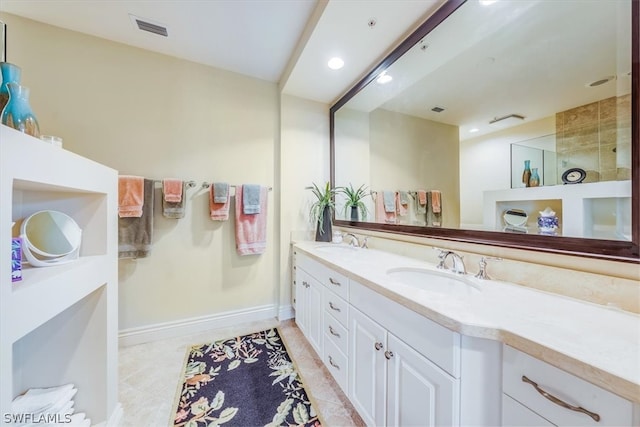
[227,359,241,371]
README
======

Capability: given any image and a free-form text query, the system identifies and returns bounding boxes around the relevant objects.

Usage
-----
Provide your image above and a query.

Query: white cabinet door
[294,268,309,334]
[387,334,459,427]
[295,268,323,356]
[350,307,387,427]
[307,278,323,356]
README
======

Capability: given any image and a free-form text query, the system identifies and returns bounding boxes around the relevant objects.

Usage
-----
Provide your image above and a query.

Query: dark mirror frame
[330,0,639,263]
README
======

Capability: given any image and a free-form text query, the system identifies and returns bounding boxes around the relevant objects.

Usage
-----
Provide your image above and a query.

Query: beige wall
[369,109,460,227]
[279,94,330,309]
[3,13,280,330]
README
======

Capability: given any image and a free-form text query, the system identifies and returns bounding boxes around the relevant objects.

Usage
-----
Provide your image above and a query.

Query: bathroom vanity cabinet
[292,241,640,427]
[293,249,502,427]
[0,125,119,425]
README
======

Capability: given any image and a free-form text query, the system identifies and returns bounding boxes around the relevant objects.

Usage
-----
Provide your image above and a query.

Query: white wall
[459,117,556,228]
[3,13,280,331]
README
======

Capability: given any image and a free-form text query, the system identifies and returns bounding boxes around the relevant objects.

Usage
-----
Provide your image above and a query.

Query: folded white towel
[12,384,75,414]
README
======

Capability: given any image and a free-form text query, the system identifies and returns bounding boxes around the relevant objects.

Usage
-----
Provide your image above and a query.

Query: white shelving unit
[483,180,632,239]
[0,125,120,425]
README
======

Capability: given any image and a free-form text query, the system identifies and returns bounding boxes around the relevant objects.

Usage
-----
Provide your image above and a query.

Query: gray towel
[383,191,395,213]
[213,182,229,203]
[162,182,186,219]
[399,191,410,205]
[119,178,154,258]
[242,184,261,214]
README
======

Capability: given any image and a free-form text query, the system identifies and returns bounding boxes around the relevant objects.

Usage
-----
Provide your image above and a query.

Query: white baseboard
[118,304,278,347]
[278,304,294,321]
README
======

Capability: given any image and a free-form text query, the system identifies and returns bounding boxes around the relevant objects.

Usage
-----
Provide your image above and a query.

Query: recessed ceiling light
[479,0,498,5]
[327,57,344,70]
[469,128,480,133]
[376,72,392,84]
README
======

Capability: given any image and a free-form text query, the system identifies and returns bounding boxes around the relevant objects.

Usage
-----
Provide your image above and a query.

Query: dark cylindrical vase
[315,205,332,242]
[350,206,359,222]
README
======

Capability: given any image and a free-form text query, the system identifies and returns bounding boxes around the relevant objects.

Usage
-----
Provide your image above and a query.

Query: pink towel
[417,190,427,205]
[118,175,144,218]
[234,186,268,255]
[375,193,397,224]
[396,192,408,217]
[210,185,230,221]
[162,178,183,203]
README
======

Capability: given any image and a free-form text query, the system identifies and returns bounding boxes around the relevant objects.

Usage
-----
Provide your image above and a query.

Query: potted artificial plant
[309,182,335,242]
[339,183,370,222]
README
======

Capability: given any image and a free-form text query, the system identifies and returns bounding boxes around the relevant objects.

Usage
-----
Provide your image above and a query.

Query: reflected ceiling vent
[489,114,525,125]
[431,106,445,113]
[586,75,615,87]
[130,14,168,37]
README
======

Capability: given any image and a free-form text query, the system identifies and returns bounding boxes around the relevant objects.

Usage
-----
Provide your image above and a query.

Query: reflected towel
[213,182,229,203]
[210,184,230,221]
[382,191,395,213]
[118,179,154,258]
[431,190,441,213]
[242,184,261,214]
[162,178,183,203]
[416,189,427,214]
[396,192,408,217]
[235,186,268,255]
[163,181,186,219]
[375,193,396,224]
[118,175,144,218]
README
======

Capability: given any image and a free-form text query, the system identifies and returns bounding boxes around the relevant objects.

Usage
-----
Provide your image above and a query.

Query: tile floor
[118,318,365,426]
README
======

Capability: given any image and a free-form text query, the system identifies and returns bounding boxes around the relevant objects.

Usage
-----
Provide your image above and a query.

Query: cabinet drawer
[503,345,633,426]
[324,334,348,394]
[323,287,349,328]
[298,254,349,300]
[324,311,349,355]
[502,394,555,426]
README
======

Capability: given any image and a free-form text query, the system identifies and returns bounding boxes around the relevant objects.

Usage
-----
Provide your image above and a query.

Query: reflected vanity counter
[292,240,640,406]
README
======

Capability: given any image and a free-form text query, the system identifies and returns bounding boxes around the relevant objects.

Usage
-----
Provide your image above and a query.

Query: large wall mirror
[331,0,639,261]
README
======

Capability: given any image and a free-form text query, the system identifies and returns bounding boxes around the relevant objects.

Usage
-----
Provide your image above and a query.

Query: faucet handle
[433,247,450,269]
[475,256,502,280]
[360,236,369,249]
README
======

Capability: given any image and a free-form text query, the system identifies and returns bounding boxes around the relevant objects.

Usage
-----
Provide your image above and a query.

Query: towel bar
[201,182,273,191]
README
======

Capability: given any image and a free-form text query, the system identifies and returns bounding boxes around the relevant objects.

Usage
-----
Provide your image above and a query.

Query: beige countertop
[293,240,640,404]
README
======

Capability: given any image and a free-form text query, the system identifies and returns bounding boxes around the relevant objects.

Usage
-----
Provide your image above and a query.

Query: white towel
[12,384,75,414]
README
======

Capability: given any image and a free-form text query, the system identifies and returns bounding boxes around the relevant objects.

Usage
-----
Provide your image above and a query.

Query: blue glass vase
[0,62,22,114]
[1,82,40,137]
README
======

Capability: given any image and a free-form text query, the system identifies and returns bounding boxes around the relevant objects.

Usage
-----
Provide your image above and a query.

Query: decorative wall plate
[561,168,586,184]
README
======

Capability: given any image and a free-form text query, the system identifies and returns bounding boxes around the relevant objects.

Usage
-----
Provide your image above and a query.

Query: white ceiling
[0,0,444,105]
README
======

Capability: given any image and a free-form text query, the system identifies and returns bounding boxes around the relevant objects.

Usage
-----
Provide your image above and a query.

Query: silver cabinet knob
[384,350,394,360]
[374,342,383,351]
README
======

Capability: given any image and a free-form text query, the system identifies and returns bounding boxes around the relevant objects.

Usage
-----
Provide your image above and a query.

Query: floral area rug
[172,328,321,427]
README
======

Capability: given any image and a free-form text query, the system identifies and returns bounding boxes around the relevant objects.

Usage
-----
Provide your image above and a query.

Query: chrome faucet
[475,256,502,280]
[345,233,368,248]
[436,249,466,275]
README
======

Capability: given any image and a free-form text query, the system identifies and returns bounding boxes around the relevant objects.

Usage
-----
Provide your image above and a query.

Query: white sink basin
[315,244,360,254]
[386,267,481,295]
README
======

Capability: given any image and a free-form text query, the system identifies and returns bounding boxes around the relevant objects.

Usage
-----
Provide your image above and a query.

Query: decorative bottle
[529,168,540,187]
[522,160,532,187]
[1,82,40,137]
[0,62,22,114]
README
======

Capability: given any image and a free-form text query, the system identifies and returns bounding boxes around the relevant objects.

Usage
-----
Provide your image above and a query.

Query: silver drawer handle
[328,355,340,370]
[522,376,600,422]
[374,342,383,351]
[328,302,341,312]
[329,326,340,338]
[329,277,342,286]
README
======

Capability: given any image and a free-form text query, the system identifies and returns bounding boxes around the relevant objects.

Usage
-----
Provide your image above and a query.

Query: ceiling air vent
[431,106,445,113]
[130,14,168,37]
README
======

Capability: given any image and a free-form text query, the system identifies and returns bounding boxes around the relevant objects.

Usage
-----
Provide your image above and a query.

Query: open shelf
[1,125,119,425]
